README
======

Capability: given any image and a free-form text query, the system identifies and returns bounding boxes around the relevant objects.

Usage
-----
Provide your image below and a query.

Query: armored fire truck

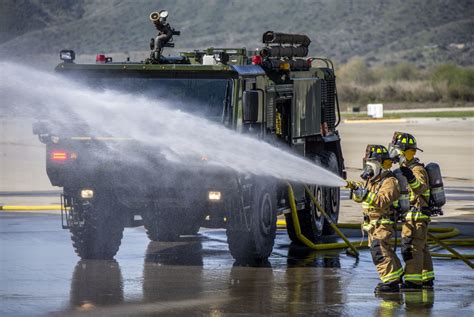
[33,11,345,262]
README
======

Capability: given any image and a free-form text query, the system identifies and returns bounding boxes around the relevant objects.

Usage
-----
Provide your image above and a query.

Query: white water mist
[0,62,346,187]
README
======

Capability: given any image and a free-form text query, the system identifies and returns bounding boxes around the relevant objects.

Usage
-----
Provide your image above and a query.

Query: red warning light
[51,150,68,161]
[252,55,263,65]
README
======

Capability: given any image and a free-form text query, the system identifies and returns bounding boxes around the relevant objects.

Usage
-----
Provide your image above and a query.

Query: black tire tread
[70,194,124,260]
[318,151,341,235]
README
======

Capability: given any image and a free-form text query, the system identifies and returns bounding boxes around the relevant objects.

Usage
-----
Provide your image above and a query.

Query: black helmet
[390,132,423,152]
[364,144,391,164]
[361,144,391,180]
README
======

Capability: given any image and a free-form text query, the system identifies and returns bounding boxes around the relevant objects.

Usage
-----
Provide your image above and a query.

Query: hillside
[0,0,473,67]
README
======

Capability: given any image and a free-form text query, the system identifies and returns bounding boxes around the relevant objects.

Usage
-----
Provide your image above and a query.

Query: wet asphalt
[1,211,473,317]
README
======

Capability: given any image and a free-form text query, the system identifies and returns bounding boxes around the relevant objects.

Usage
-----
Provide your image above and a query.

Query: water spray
[0,62,346,187]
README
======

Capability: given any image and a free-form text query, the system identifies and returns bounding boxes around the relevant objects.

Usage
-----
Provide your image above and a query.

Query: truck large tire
[226,180,277,262]
[319,151,341,235]
[69,191,125,260]
[143,208,202,242]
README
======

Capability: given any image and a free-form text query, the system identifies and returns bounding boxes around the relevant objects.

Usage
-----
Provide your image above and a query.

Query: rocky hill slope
[1,0,472,66]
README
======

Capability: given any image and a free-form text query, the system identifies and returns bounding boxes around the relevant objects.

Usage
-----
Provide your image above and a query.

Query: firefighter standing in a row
[389,132,434,290]
[351,145,403,293]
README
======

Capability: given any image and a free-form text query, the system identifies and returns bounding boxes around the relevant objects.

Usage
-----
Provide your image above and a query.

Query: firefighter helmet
[390,132,423,152]
[364,144,391,164]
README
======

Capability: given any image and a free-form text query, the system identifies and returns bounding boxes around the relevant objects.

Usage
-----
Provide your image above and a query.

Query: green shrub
[430,64,474,101]
[384,63,420,81]
[337,61,472,103]
[337,58,376,85]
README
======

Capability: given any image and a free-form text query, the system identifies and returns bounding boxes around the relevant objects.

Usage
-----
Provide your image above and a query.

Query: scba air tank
[425,162,446,207]
[393,169,410,213]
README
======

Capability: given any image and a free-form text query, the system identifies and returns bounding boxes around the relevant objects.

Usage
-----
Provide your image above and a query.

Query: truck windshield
[92,77,230,122]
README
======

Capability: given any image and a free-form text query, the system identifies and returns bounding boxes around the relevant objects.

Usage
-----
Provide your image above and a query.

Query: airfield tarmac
[0,117,473,316]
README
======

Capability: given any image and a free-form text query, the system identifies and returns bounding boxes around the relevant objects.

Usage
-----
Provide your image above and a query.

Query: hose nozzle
[345,180,359,190]
[149,10,169,28]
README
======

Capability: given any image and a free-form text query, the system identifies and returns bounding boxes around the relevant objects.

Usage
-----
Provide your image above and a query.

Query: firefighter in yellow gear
[389,132,434,291]
[351,145,403,293]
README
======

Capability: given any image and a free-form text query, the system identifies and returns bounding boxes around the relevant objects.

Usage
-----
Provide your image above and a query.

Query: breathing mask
[361,160,380,180]
[388,144,416,165]
[388,143,403,164]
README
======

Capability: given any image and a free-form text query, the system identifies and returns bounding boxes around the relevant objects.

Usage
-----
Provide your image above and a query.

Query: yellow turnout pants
[401,219,434,284]
[368,222,403,283]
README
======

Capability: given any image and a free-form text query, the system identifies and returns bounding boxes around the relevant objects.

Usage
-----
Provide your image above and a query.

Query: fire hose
[283,183,474,268]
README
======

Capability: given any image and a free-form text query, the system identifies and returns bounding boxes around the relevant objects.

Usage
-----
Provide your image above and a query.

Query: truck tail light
[96,54,112,63]
[51,150,68,161]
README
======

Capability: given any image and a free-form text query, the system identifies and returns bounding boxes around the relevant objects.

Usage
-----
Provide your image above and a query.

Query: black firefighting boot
[400,281,423,291]
[374,281,400,293]
[422,280,434,289]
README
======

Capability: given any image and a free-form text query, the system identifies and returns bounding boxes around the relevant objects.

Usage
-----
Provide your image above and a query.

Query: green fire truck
[33,11,345,262]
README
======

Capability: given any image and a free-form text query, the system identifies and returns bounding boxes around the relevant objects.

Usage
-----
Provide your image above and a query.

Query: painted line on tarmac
[0,205,61,211]
[0,190,61,197]
[343,118,407,124]
[0,210,61,215]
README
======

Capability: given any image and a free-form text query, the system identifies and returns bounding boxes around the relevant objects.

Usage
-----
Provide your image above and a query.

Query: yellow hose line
[0,205,61,211]
[287,184,359,256]
[430,239,474,246]
[427,232,474,268]
[277,218,473,259]
[277,219,461,241]
[430,253,474,259]
[304,185,360,257]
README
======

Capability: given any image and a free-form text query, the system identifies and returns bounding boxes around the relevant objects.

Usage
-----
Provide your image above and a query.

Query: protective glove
[351,186,368,203]
[400,166,415,183]
[345,180,362,190]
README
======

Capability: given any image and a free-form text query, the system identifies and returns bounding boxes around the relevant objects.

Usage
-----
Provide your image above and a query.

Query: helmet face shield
[388,143,402,161]
[388,143,416,165]
[361,160,381,180]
